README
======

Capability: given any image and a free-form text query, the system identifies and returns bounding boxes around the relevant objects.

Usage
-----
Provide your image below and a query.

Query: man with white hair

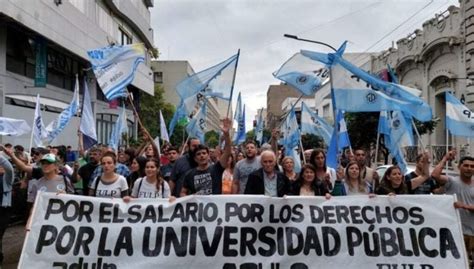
[245,150,290,197]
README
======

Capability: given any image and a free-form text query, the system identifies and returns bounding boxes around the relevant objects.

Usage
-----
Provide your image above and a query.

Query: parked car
[376,164,458,179]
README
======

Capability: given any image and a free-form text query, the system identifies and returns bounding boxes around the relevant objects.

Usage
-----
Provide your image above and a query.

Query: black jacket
[289,179,329,196]
[244,168,290,197]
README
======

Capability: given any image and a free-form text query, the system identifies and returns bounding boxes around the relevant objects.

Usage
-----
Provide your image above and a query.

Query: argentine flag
[446,92,474,138]
[300,102,333,145]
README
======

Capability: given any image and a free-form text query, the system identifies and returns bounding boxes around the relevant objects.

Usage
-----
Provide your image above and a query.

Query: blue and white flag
[177,53,239,104]
[0,117,30,136]
[168,100,188,138]
[273,53,329,96]
[281,107,300,156]
[255,108,264,144]
[234,92,242,121]
[301,46,432,122]
[326,110,351,169]
[32,94,48,147]
[159,110,170,143]
[186,101,207,144]
[109,105,128,151]
[45,77,80,143]
[446,92,474,137]
[87,43,145,100]
[377,111,390,135]
[300,102,333,145]
[234,105,246,145]
[287,147,302,174]
[79,80,98,150]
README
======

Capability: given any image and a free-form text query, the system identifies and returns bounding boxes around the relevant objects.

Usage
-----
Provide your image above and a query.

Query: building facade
[370,2,473,156]
[266,84,306,128]
[151,60,227,132]
[0,0,155,147]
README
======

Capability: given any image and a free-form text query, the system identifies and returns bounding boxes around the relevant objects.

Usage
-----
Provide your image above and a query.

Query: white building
[0,0,155,147]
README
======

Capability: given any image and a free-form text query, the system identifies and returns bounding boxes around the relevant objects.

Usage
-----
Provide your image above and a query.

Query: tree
[301,134,325,150]
[245,128,271,145]
[205,130,219,148]
[138,84,180,146]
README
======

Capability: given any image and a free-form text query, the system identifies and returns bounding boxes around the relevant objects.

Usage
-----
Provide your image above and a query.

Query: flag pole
[445,128,449,172]
[373,132,380,169]
[411,119,425,152]
[299,137,306,164]
[226,49,240,119]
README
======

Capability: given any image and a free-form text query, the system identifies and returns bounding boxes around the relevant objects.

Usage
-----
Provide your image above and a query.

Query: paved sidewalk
[2,224,26,269]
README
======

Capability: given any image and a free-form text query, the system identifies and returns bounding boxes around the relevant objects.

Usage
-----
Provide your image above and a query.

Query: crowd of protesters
[0,119,472,267]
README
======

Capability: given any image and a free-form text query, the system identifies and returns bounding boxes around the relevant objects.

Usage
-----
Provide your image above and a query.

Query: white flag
[0,117,31,136]
[32,94,48,147]
[160,110,170,143]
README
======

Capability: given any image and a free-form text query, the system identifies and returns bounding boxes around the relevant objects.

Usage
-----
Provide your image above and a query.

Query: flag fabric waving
[300,102,333,145]
[233,93,246,145]
[255,108,264,144]
[0,117,31,136]
[159,110,170,143]
[177,53,239,103]
[186,101,207,144]
[234,92,242,121]
[79,79,98,150]
[109,105,128,151]
[378,111,410,174]
[87,43,145,100]
[32,94,48,147]
[326,110,351,169]
[281,106,300,156]
[273,53,329,96]
[446,92,474,137]
[45,77,80,143]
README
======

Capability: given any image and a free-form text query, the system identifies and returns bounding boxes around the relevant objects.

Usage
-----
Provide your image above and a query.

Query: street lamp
[283,34,337,52]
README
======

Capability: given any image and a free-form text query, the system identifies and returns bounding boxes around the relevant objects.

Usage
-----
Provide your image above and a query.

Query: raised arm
[218,118,232,169]
[410,152,431,189]
[4,147,33,174]
[270,128,279,155]
[431,150,455,185]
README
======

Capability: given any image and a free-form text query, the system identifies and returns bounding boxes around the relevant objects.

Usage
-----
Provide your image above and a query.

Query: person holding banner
[180,118,232,196]
[335,161,371,196]
[89,152,128,198]
[124,158,171,200]
[431,151,474,266]
[310,148,337,191]
[126,156,147,191]
[375,165,411,195]
[245,150,290,197]
[289,164,329,196]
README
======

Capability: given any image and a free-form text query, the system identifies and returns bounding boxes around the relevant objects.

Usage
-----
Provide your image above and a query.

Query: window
[118,28,132,45]
[153,72,163,83]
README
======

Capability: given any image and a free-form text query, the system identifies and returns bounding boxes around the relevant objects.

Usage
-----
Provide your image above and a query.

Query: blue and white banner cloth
[177,53,239,103]
[186,101,207,144]
[45,76,80,143]
[446,92,474,137]
[273,53,329,96]
[79,79,98,150]
[234,105,246,145]
[326,110,351,169]
[234,92,242,121]
[300,102,333,145]
[87,43,145,100]
[301,43,432,122]
[281,106,300,156]
[0,117,31,136]
[109,105,129,151]
[32,94,48,147]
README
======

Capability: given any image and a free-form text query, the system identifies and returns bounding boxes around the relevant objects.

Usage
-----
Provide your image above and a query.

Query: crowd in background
[0,120,473,267]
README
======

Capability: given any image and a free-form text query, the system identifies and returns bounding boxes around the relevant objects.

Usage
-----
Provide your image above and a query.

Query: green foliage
[413,118,438,135]
[138,84,181,146]
[345,112,379,150]
[205,130,220,148]
[245,129,271,145]
[301,134,325,150]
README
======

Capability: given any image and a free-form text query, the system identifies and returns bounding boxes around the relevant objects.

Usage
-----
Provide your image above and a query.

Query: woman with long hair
[89,152,128,198]
[126,156,147,190]
[376,165,411,195]
[337,161,371,196]
[309,148,337,190]
[291,164,329,196]
[281,156,298,182]
[124,158,171,200]
[222,153,236,194]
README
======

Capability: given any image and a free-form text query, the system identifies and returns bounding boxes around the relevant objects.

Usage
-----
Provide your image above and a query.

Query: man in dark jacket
[245,150,290,197]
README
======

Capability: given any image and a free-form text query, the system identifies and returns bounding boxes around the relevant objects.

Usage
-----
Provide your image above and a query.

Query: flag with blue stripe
[234,104,246,145]
[273,53,329,96]
[79,79,98,150]
[186,101,207,144]
[45,76,80,143]
[300,47,432,122]
[160,110,170,143]
[109,105,128,151]
[282,107,300,156]
[87,43,145,100]
[326,110,351,169]
[168,100,188,138]
[177,53,239,102]
[446,92,474,137]
[300,102,333,145]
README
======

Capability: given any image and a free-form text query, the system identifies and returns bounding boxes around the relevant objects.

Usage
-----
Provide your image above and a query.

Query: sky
[151,0,458,130]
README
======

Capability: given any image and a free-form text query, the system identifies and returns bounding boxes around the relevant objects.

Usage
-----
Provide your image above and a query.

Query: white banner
[19,193,468,269]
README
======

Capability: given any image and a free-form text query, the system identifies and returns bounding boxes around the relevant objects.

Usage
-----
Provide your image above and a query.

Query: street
[3,224,26,269]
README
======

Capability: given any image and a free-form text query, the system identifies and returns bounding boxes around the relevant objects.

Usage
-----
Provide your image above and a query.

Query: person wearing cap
[27,154,74,205]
